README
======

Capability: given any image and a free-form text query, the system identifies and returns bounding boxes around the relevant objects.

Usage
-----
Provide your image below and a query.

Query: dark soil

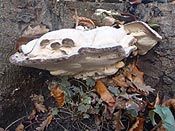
[0,0,175,130]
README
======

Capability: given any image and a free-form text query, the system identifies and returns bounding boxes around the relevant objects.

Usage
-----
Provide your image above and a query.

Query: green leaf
[149,105,175,131]
[51,107,59,116]
[85,78,95,88]
[108,86,120,96]
[82,96,91,105]
[163,122,175,131]
[127,104,139,117]
[149,110,157,126]
[83,113,90,119]
[154,105,175,131]
[78,104,91,113]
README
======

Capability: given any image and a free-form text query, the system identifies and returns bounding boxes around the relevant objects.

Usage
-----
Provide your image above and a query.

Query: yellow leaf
[95,80,115,107]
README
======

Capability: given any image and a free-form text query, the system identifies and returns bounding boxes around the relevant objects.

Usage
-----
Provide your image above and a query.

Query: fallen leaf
[113,74,128,87]
[162,99,175,110]
[15,123,24,131]
[73,9,96,28]
[153,93,160,108]
[34,102,47,113]
[31,94,45,103]
[51,87,65,107]
[31,94,47,113]
[36,115,53,131]
[128,117,144,131]
[16,24,49,50]
[95,80,115,106]
[22,24,49,37]
[132,82,154,94]
[130,63,144,84]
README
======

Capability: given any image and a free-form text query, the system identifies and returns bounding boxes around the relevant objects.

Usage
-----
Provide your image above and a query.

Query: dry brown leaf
[162,99,175,109]
[73,10,96,28]
[31,94,45,103]
[51,87,65,107]
[36,115,53,131]
[113,74,128,87]
[31,94,47,113]
[15,123,24,131]
[130,63,144,84]
[16,24,49,50]
[95,80,115,106]
[128,117,144,131]
[132,82,154,94]
[34,102,47,113]
[153,93,160,108]
[22,25,49,37]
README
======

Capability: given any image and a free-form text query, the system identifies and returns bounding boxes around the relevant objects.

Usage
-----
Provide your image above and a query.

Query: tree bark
[0,0,175,127]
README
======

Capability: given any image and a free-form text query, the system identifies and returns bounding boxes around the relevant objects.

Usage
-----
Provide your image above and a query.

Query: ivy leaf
[83,114,90,119]
[85,78,95,87]
[155,105,175,130]
[82,96,91,105]
[108,86,120,96]
[51,107,59,116]
[149,105,175,131]
[127,104,139,117]
[78,104,91,113]
[149,110,156,126]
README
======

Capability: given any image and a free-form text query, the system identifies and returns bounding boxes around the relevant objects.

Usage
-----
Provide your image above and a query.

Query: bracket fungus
[10,21,162,78]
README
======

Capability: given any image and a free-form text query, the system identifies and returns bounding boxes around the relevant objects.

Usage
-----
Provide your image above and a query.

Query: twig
[80,122,93,130]
[55,120,68,131]
[5,116,27,131]
[150,121,162,131]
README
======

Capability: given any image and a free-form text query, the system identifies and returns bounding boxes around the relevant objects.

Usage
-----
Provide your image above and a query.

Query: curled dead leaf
[162,99,175,110]
[36,115,53,131]
[31,94,47,113]
[95,80,115,106]
[51,87,65,107]
[113,74,128,87]
[15,123,24,131]
[128,117,144,131]
[34,102,48,113]
[73,10,96,28]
